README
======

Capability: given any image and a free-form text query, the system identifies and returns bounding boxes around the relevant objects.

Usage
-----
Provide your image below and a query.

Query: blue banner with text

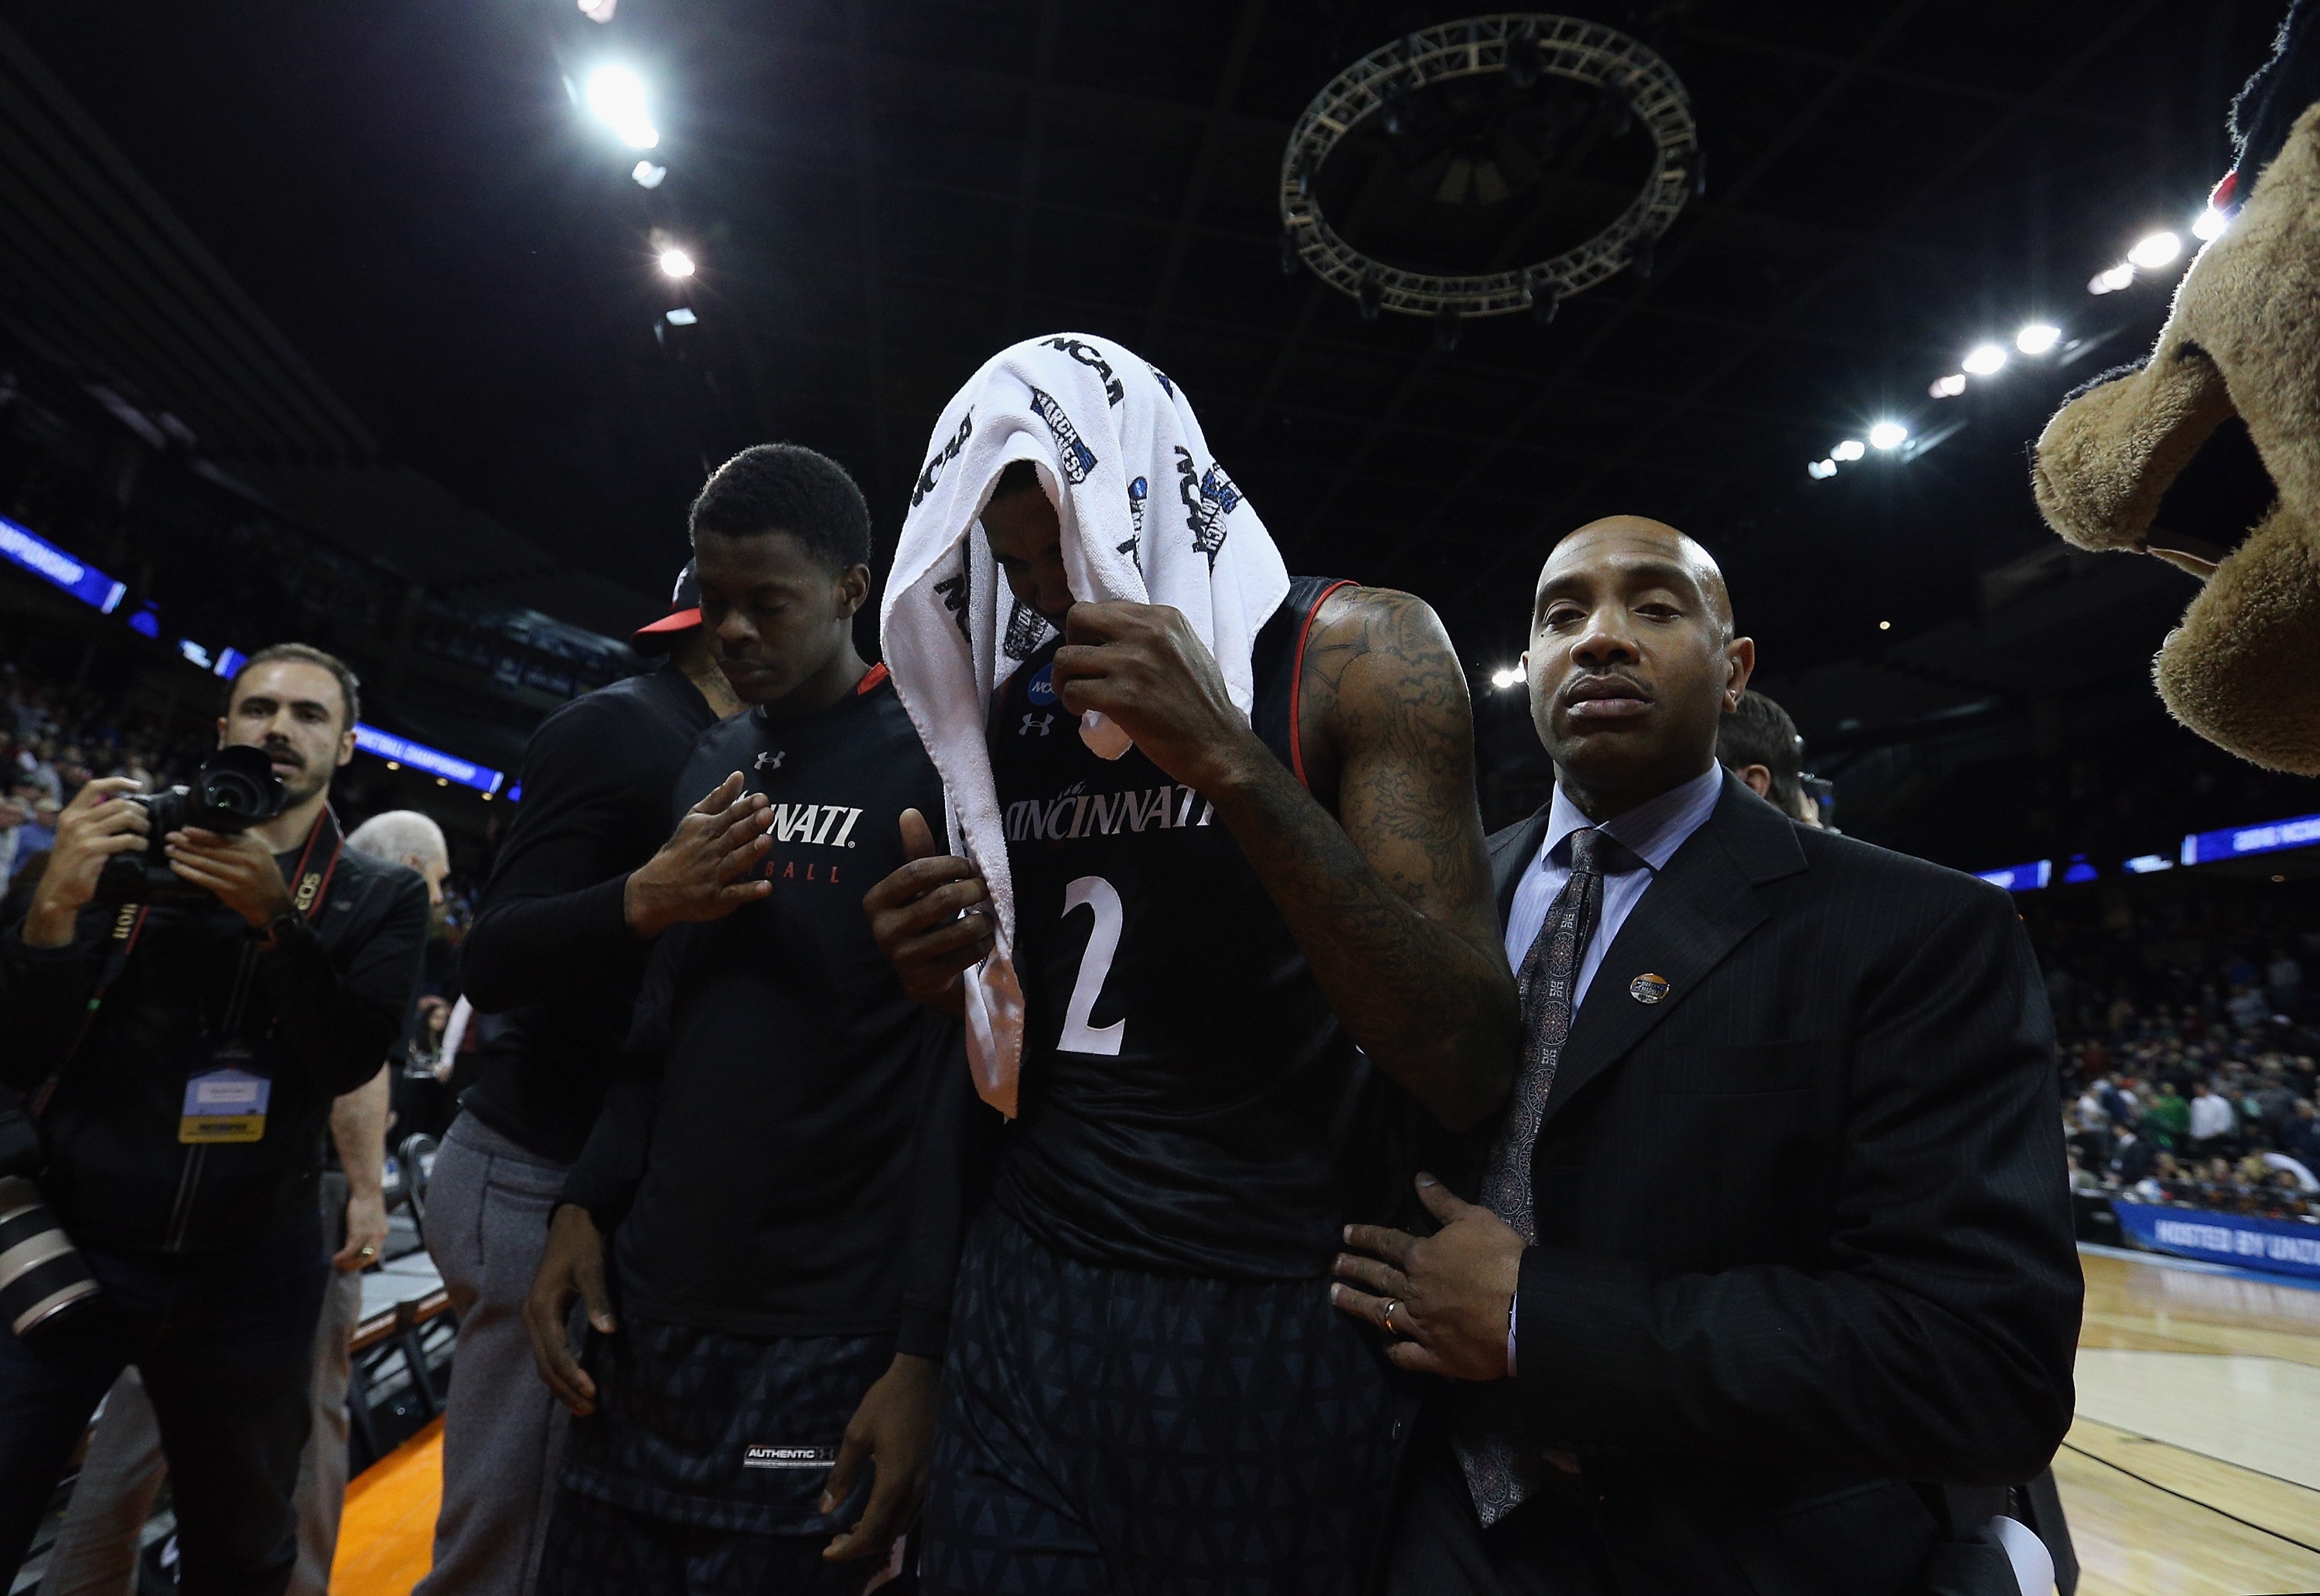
[2111,1199,2320,1280]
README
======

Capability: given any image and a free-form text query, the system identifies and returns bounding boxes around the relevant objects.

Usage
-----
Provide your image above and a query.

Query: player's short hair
[688,444,872,574]
[346,810,448,869]
[230,643,360,732]
[1717,690,1805,817]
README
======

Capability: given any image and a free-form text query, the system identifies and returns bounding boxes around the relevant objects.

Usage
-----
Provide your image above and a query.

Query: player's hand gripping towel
[881,335,1289,1117]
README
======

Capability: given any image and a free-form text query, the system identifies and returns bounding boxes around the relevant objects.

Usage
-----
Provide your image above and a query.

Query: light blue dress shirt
[1500,764,1726,1376]
[1502,764,1727,1004]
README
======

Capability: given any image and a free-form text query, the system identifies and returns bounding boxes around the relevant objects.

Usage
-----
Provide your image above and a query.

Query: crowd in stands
[2036,887,2320,1224]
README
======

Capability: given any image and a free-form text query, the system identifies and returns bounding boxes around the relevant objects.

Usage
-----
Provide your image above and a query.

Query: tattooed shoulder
[1297,585,1475,799]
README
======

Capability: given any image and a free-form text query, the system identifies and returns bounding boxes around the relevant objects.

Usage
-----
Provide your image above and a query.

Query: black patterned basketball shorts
[919,1206,1406,1595]
[536,1316,897,1596]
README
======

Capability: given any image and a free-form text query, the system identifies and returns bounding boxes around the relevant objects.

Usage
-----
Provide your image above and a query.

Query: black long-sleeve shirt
[561,670,984,1356]
[458,663,721,1164]
[0,839,427,1253]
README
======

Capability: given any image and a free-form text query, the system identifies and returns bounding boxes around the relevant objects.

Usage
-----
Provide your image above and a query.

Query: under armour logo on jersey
[1020,713,1054,738]
[756,750,785,772]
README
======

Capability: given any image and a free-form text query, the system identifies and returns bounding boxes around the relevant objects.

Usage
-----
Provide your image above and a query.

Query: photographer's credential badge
[180,1047,270,1144]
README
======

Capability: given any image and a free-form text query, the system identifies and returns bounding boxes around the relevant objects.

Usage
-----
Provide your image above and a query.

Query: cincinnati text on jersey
[760,803,867,848]
[1005,780,1215,842]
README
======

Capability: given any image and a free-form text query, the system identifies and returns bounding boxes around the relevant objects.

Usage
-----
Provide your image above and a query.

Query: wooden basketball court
[2065,1246,2320,1593]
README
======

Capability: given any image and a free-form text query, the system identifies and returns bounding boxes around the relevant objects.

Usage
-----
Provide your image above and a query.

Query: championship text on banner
[2110,1199,2320,1281]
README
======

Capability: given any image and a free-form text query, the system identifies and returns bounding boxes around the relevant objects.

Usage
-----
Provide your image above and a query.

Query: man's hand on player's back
[622,772,776,940]
[862,808,995,1019]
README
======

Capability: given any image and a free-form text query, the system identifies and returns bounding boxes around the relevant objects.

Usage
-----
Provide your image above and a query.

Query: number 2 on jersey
[1059,875,1125,1055]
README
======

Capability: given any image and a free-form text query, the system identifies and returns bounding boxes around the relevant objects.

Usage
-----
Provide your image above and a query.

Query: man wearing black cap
[419,566,761,1596]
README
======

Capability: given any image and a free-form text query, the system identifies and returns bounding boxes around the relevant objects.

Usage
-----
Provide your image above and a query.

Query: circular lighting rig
[1278,15,1699,322]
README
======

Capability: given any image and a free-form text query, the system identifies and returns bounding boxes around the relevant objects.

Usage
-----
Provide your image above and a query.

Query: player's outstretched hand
[1050,601,1263,793]
[862,807,993,1019]
[623,772,775,939]
[821,1352,937,1564]
[524,1203,617,1416]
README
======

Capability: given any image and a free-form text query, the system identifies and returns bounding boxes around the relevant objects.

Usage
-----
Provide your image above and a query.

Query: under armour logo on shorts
[1020,714,1053,737]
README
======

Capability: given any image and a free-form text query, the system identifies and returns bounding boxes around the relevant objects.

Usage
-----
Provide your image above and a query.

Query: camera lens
[0,1176,100,1339]
[201,769,267,815]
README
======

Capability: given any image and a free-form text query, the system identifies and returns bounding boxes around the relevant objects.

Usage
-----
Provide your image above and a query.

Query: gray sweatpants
[413,1112,572,1596]
[42,1174,363,1596]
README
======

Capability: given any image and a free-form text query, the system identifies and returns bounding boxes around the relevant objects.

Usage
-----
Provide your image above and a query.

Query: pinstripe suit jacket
[1487,772,2081,1591]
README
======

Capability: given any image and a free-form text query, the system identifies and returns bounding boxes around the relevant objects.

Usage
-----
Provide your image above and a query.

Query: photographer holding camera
[0,644,429,1595]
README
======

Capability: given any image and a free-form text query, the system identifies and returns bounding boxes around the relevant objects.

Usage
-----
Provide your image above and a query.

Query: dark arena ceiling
[2,0,2307,864]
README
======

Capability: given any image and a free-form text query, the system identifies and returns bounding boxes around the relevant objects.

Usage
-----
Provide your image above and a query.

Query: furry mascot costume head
[2032,0,2320,772]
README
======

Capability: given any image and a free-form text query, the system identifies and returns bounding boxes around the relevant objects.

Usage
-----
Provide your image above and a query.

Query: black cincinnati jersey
[988,576,1394,1279]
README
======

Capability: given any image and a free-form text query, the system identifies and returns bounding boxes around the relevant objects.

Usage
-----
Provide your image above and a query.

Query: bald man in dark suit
[1332,519,2082,1595]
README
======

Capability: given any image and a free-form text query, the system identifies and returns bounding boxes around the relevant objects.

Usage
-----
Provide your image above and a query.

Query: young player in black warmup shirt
[868,348,1518,1593]
[524,445,971,1593]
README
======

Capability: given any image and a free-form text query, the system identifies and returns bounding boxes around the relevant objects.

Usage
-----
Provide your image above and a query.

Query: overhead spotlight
[2127,230,2182,270]
[1962,343,2008,376]
[1878,620,1892,631]
[585,65,659,149]
[1831,438,1866,462]
[1807,459,1837,480]
[631,160,667,189]
[2087,262,2135,295]
[2015,323,2061,355]
[657,247,696,278]
[1929,373,1967,398]
[1489,665,1524,691]
[578,0,616,19]
[666,307,698,326]
[1868,421,1908,451]
[2192,206,2230,242]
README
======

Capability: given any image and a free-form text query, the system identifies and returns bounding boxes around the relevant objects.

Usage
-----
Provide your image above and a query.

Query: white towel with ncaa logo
[880,333,1289,1117]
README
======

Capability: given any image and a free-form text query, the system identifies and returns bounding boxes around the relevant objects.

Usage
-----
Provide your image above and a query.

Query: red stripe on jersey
[1289,580,1358,790]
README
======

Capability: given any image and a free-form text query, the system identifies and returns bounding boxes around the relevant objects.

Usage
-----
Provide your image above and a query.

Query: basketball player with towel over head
[867,335,1519,1592]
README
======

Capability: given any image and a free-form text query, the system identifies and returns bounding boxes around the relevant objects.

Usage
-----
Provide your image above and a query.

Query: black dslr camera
[94,745,288,906]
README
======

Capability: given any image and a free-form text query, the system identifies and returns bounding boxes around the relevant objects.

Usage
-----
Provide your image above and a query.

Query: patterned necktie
[1455,825,1612,1527]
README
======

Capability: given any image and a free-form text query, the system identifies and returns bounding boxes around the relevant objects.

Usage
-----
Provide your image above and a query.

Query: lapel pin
[1629,973,1670,1004]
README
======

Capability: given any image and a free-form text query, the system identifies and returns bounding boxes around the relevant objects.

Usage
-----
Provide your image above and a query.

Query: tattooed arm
[1050,590,1517,1129]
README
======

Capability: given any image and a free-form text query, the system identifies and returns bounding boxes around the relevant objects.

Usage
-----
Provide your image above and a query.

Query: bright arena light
[1489,666,1523,691]
[1929,373,1967,398]
[666,307,698,326]
[632,160,667,189]
[2192,207,2230,242]
[657,247,696,278]
[2127,230,2182,269]
[1962,343,2008,376]
[2015,323,2061,355]
[2087,263,2136,295]
[1831,438,1866,462]
[1807,459,1837,479]
[585,66,660,149]
[1868,421,1908,451]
